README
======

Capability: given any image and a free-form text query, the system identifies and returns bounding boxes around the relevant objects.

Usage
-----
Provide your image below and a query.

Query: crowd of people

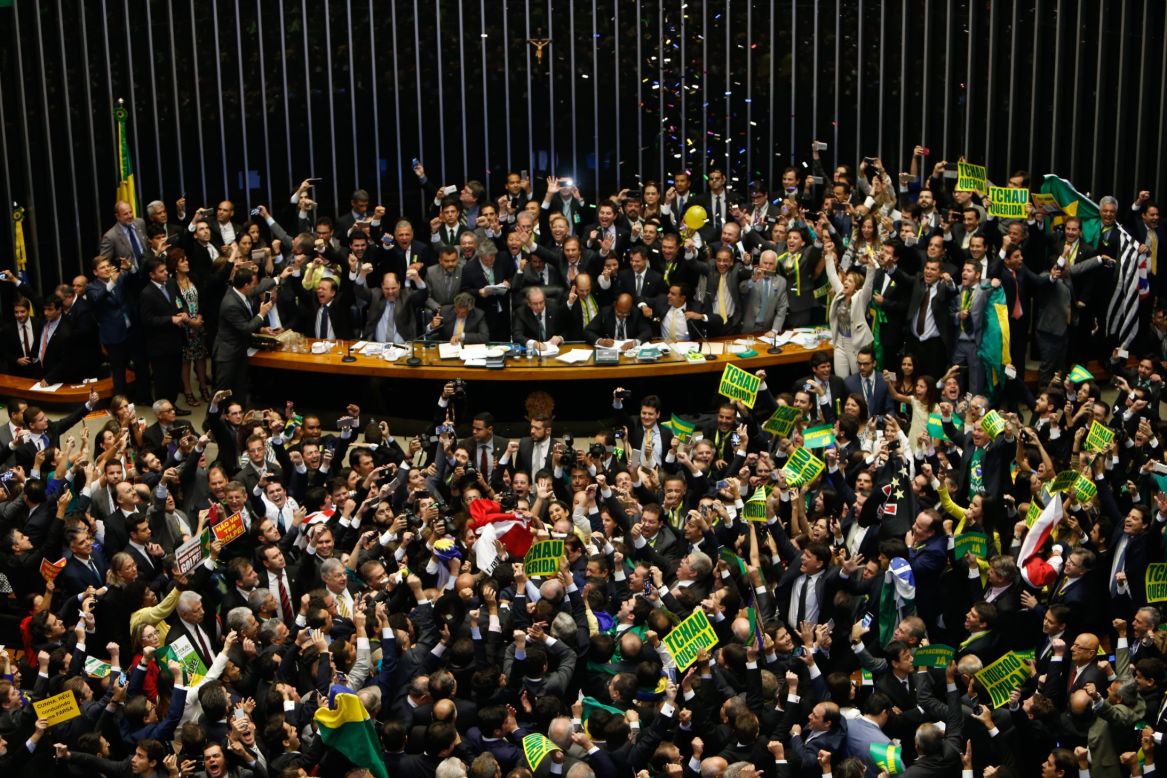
[0,141,1164,778]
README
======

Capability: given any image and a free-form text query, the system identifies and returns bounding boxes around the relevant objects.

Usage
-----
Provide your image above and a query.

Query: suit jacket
[432,222,471,248]
[362,287,427,342]
[0,319,40,376]
[208,219,245,249]
[584,306,653,345]
[98,218,150,264]
[139,280,187,357]
[167,617,220,669]
[703,265,749,331]
[37,316,77,384]
[429,305,490,344]
[779,246,824,314]
[514,435,561,477]
[86,273,131,346]
[423,264,464,310]
[461,257,518,315]
[514,261,567,301]
[871,266,915,355]
[843,371,895,417]
[379,240,434,282]
[58,552,109,599]
[583,222,631,261]
[562,294,603,341]
[738,272,790,333]
[616,268,666,309]
[511,302,566,343]
[212,281,275,363]
[906,276,958,350]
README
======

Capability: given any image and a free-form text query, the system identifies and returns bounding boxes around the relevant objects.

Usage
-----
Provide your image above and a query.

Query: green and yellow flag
[114,100,138,216]
[663,414,696,442]
[1039,175,1100,244]
[1069,364,1094,383]
[870,743,905,774]
[315,693,389,778]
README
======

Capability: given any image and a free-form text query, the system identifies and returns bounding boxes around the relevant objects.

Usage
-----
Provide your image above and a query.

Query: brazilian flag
[870,743,905,774]
[1039,175,1101,244]
[977,285,1012,402]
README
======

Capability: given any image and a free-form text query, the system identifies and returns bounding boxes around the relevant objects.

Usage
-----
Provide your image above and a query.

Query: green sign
[954,531,989,561]
[522,733,557,770]
[1025,499,1043,528]
[1049,470,1079,494]
[913,644,955,669]
[1147,563,1167,603]
[988,186,1029,219]
[781,446,826,488]
[1074,474,1097,501]
[763,406,801,437]
[956,161,988,194]
[927,412,950,441]
[1084,420,1115,453]
[661,609,719,671]
[743,487,769,522]
[870,743,905,775]
[524,539,564,577]
[980,410,1006,440]
[718,363,761,409]
[802,423,836,450]
[975,652,1032,708]
[1068,364,1093,383]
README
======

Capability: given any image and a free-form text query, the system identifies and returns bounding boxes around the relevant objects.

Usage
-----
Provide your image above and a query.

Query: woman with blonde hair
[821,226,876,378]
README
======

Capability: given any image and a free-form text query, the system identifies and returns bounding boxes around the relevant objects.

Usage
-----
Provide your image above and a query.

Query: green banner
[1049,470,1079,494]
[975,652,1032,708]
[1147,563,1167,603]
[954,531,989,561]
[662,609,719,671]
[1074,474,1097,501]
[913,644,955,669]
[523,539,564,577]
[802,423,836,450]
[980,410,1006,440]
[1084,420,1115,453]
[956,161,988,194]
[763,406,801,437]
[718,363,761,409]
[988,186,1029,219]
[743,487,769,522]
[1068,364,1093,383]
[927,412,950,441]
[781,446,826,488]
[870,743,905,775]
[522,733,557,770]
[664,413,696,442]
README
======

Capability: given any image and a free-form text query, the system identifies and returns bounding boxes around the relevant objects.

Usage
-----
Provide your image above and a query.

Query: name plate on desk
[594,348,620,365]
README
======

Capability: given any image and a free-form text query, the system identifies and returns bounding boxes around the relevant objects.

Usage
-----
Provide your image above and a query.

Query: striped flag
[1106,225,1144,350]
[114,99,138,216]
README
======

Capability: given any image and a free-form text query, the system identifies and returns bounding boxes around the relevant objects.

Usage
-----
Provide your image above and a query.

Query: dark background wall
[1,0,1164,291]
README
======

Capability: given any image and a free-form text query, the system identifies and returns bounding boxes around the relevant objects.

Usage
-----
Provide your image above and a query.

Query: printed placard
[781,447,826,488]
[1084,420,1115,453]
[975,652,1033,708]
[1147,564,1167,603]
[988,186,1029,219]
[523,539,564,577]
[33,690,81,726]
[175,534,206,575]
[956,161,988,194]
[954,531,989,561]
[661,609,719,671]
[39,557,66,582]
[522,733,557,770]
[211,512,246,545]
[718,363,761,409]
[913,644,955,669]
[743,488,768,522]
[763,406,801,437]
[980,410,1006,440]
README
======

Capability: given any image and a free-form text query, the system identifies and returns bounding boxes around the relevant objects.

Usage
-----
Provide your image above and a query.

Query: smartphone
[411,158,420,168]
[919,147,931,156]
[716,479,729,490]
[521,169,529,181]
[561,178,574,187]
[263,291,273,303]
[307,177,323,183]
[443,185,458,196]
[234,708,246,721]
[251,249,266,261]
[813,141,828,151]
[861,613,873,630]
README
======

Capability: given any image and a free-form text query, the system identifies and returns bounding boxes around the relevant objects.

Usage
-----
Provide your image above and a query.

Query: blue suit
[843,371,894,417]
[57,550,109,599]
[86,273,130,346]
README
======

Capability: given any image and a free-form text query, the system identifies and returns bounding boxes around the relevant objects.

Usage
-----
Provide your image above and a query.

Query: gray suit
[98,219,149,267]
[212,280,276,401]
[844,715,892,778]
[738,273,790,333]
[423,264,464,311]
[362,287,427,343]
[426,305,490,344]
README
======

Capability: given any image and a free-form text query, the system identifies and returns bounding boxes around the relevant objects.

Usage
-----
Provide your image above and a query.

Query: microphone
[690,318,718,361]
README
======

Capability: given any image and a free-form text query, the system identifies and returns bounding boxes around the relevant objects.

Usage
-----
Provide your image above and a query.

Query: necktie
[583,296,596,324]
[276,507,286,533]
[20,323,29,358]
[714,196,723,229]
[916,285,930,335]
[318,305,331,339]
[1150,231,1158,276]
[1111,537,1128,596]
[1009,269,1023,319]
[277,574,293,622]
[161,283,171,303]
[796,576,808,626]
[568,263,578,283]
[864,377,873,406]
[664,310,676,341]
[453,317,466,341]
[717,275,730,322]
[636,274,644,296]
[39,433,49,450]
[538,314,546,342]
[337,594,351,618]
[1067,666,1078,691]
[616,318,627,340]
[194,625,212,661]
[87,558,100,582]
[127,225,143,261]
[480,444,489,475]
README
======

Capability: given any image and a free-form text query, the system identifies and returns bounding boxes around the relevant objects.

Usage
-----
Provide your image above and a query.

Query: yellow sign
[980,410,1006,439]
[988,187,1029,219]
[524,539,564,577]
[211,512,246,545]
[1084,420,1115,453]
[781,446,826,488]
[718,363,761,409]
[662,609,719,671]
[522,733,557,770]
[956,162,988,194]
[1147,563,1167,603]
[33,690,81,726]
[975,652,1032,708]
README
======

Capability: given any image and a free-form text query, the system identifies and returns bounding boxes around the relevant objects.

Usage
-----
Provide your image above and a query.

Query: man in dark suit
[461,246,517,342]
[906,257,958,380]
[0,296,39,378]
[534,235,599,286]
[139,258,189,407]
[57,526,109,600]
[363,271,426,344]
[779,226,824,329]
[941,414,1014,504]
[954,601,1005,665]
[612,389,674,470]
[293,271,357,341]
[582,200,631,263]
[505,414,560,479]
[1105,504,1164,617]
[795,351,848,424]
[844,346,895,416]
[703,247,748,336]
[461,412,509,485]
[380,219,434,282]
[11,389,96,472]
[87,256,135,396]
[63,276,102,379]
[1045,632,1109,706]
[773,543,840,631]
[511,287,566,347]
[35,294,77,385]
[431,200,471,248]
[562,274,603,342]
[212,267,277,403]
[872,243,916,366]
[426,294,490,345]
[617,246,666,313]
[584,293,652,347]
[335,188,373,245]
[200,200,245,249]
[167,590,220,669]
[907,511,949,631]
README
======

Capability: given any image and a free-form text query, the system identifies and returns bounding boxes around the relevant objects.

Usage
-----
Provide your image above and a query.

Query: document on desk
[382,346,411,361]
[535,344,560,357]
[437,343,462,359]
[555,349,592,364]
[463,358,488,367]
[669,342,698,354]
[29,382,62,392]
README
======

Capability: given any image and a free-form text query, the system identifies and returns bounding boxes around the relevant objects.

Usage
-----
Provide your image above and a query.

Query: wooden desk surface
[250,338,832,381]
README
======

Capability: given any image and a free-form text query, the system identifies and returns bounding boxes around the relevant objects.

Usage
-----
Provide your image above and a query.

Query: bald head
[700,757,730,778]
[433,698,457,721]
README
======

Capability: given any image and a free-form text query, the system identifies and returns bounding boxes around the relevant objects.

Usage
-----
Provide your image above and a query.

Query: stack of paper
[555,349,592,364]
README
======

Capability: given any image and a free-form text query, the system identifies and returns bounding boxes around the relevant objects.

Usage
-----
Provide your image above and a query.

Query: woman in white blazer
[823,235,876,378]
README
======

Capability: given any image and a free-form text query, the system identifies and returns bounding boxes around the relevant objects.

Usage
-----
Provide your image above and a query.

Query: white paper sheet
[555,349,592,364]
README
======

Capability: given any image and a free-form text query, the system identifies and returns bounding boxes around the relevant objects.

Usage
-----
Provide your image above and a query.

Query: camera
[589,443,606,458]
[614,389,632,400]
[250,208,261,217]
[464,466,478,481]
[613,428,625,441]
[563,433,574,451]
[451,378,468,399]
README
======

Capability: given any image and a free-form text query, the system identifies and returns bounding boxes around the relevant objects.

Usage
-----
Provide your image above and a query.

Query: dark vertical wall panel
[0,0,1163,286]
